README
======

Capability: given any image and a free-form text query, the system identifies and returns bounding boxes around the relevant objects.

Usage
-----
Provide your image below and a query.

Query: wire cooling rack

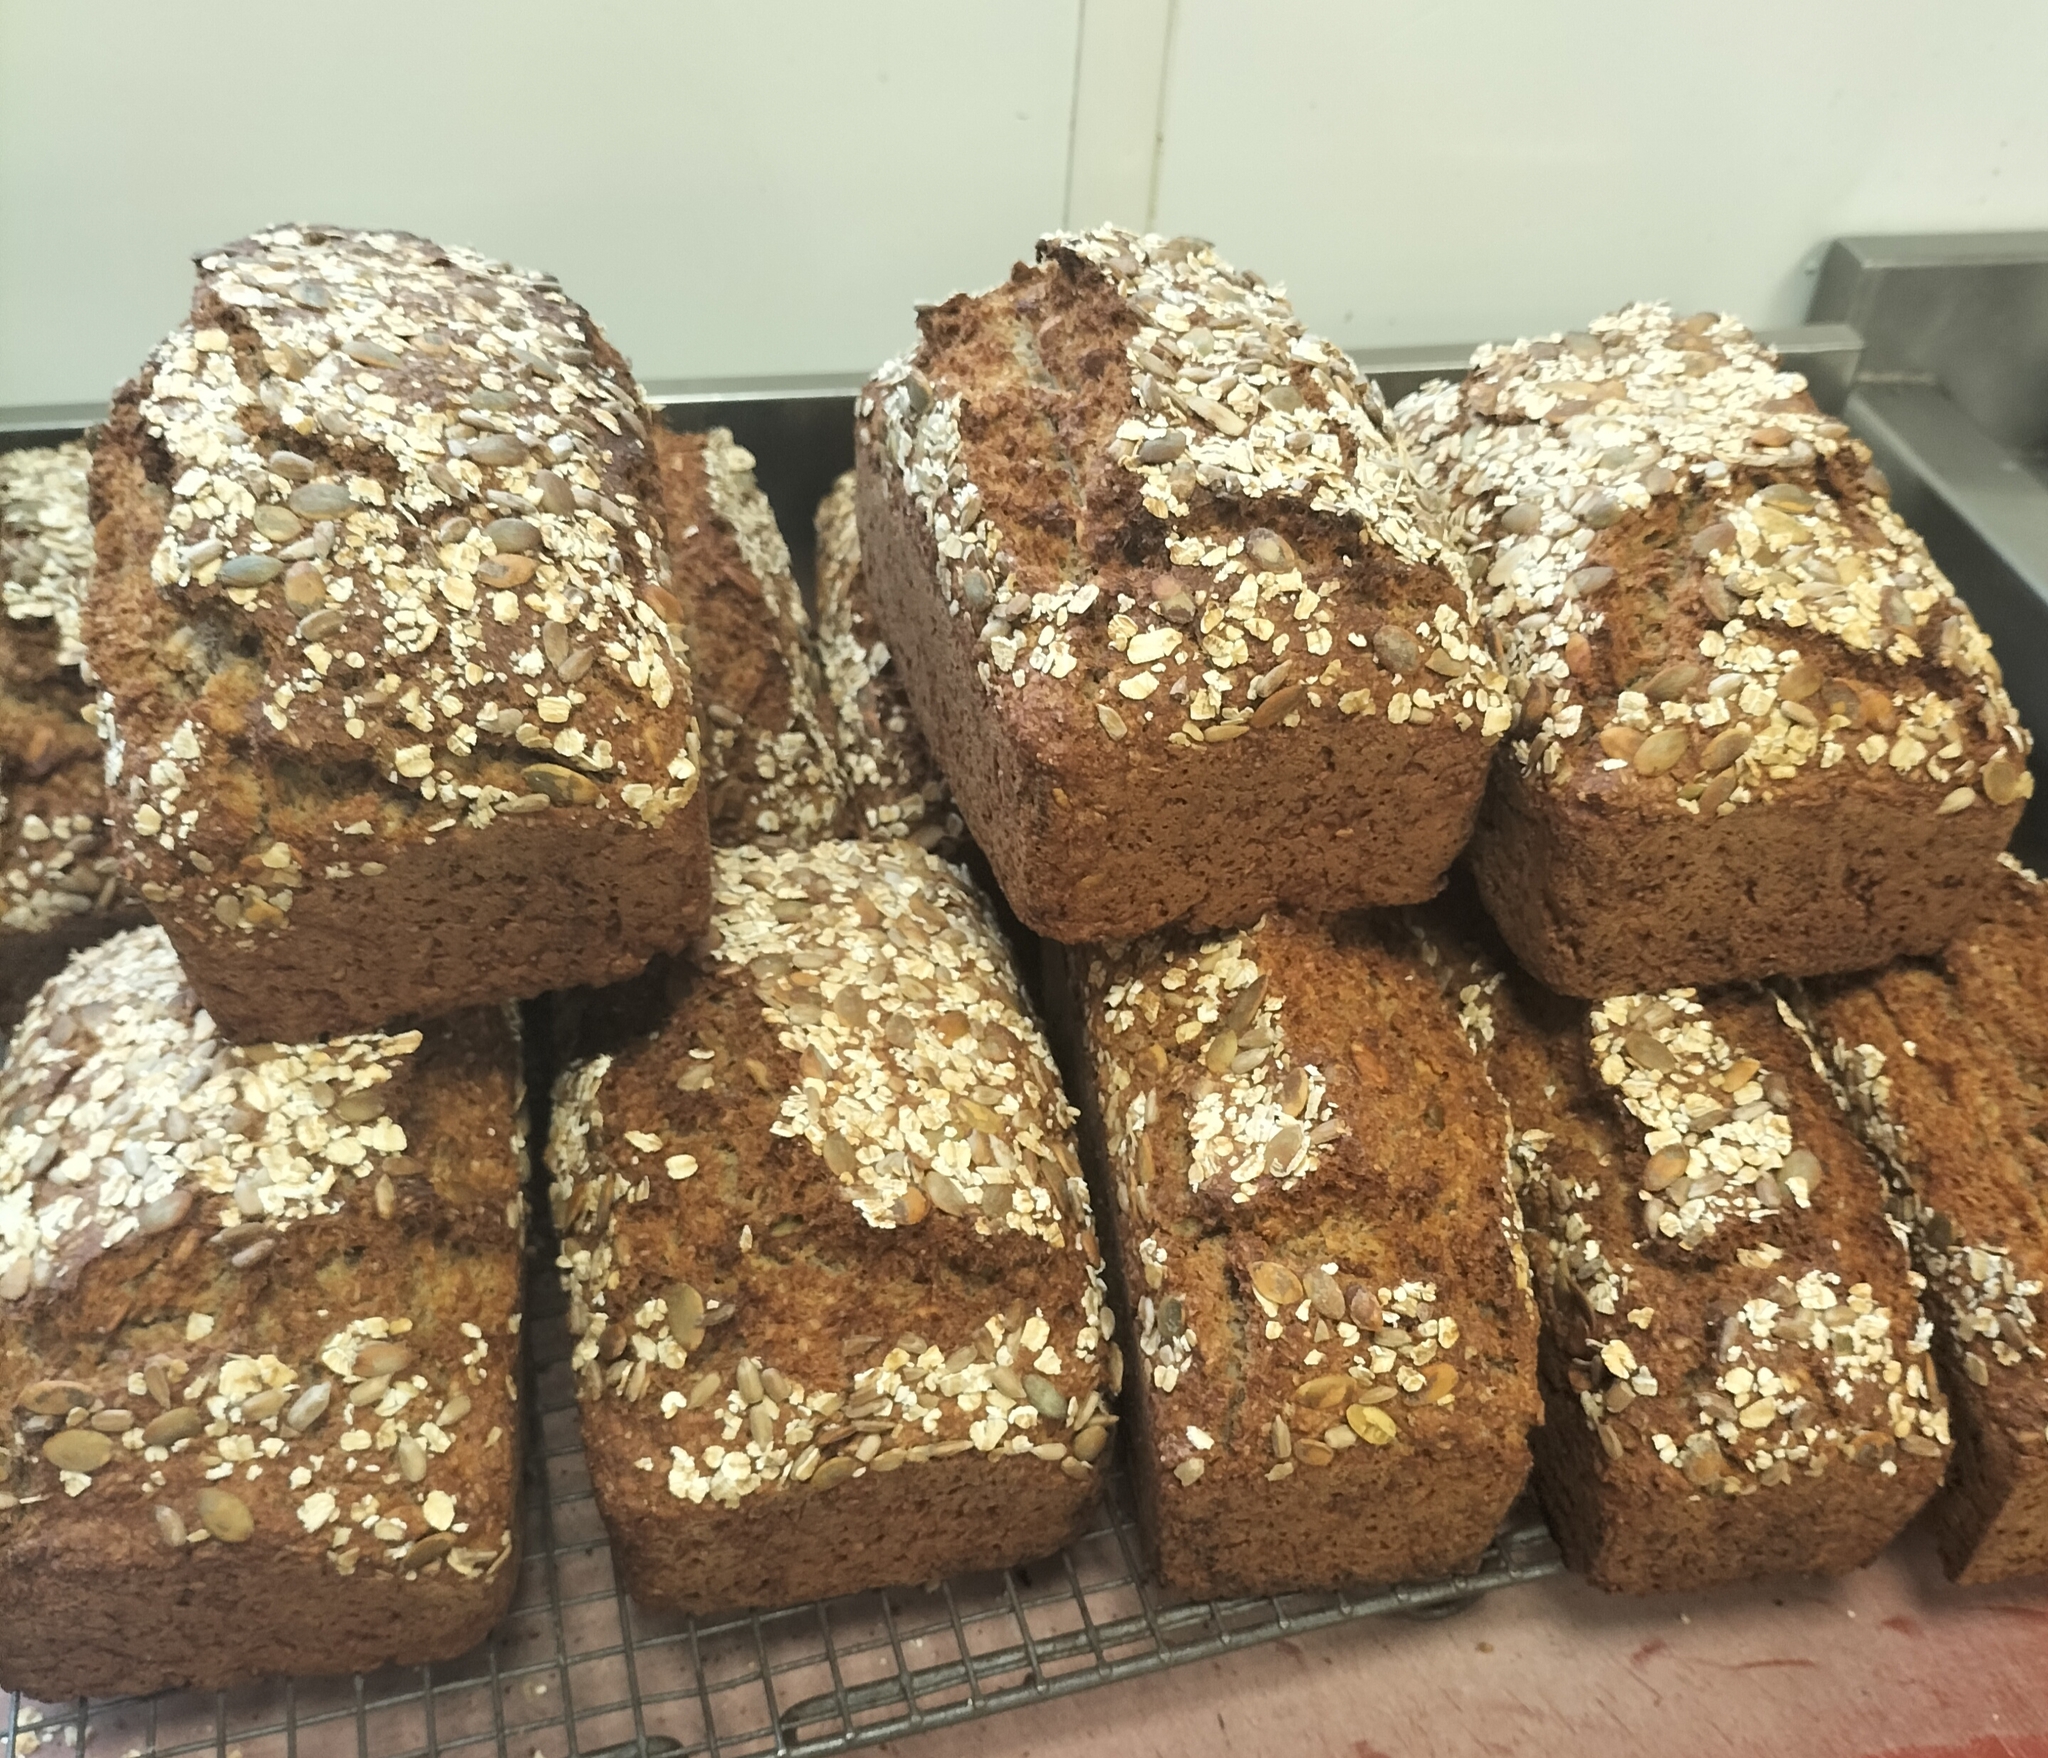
[3,1271,1561,1758]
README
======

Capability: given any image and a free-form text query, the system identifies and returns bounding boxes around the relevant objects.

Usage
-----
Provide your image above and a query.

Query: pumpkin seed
[142,1407,205,1446]
[197,1487,254,1542]
[43,1429,113,1472]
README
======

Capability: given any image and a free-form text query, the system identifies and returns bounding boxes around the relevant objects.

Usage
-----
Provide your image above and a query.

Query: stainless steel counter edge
[0,325,1866,438]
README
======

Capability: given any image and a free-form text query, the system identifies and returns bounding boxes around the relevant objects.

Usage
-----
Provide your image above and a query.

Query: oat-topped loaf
[814,471,963,855]
[4,441,94,679]
[1453,929,1949,1591]
[0,928,526,1700]
[2,443,149,1027]
[655,428,848,848]
[1069,912,1540,1597]
[1403,305,2032,997]
[854,225,1512,944]
[1797,856,2048,1583]
[548,840,1112,1614]
[86,226,709,1044]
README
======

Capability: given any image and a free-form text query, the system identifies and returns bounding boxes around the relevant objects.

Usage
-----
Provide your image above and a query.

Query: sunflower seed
[357,1342,413,1378]
[521,763,599,806]
[1642,1148,1690,1192]
[155,1506,188,1547]
[340,337,401,369]
[1624,1029,1679,1074]
[811,1455,860,1490]
[1700,728,1752,773]
[1371,625,1420,673]
[1251,1261,1303,1307]
[1304,1268,1344,1322]
[1781,1148,1821,1192]
[1644,662,1702,702]
[1346,1403,1398,1445]
[1023,1374,1067,1420]
[1294,1374,1352,1410]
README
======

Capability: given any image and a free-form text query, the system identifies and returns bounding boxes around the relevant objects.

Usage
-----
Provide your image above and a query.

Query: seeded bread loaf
[1066,911,1540,1597]
[1797,857,2048,1582]
[3,445,148,1025]
[813,471,963,855]
[0,928,527,1699]
[854,225,1512,945]
[1446,923,1950,1592]
[1403,305,2032,997]
[4,442,94,681]
[85,225,709,1045]
[656,429,848,848]
[548,840,1113,1614]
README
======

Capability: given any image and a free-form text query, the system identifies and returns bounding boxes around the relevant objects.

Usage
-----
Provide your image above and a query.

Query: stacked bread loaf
[7,216,2046,1710]
[1,442,149,1024]
[852,226,2041,1598]
[0,223,722,1699]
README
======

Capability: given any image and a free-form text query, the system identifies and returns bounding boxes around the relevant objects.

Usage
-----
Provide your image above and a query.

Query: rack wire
[3,1273,1561,1758]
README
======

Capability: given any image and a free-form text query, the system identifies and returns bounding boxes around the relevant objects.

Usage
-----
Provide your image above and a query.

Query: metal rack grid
[3,1273,1561,1758]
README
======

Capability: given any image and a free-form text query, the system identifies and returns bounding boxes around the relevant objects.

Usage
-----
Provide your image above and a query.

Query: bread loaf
[1403,305,2031,996]
[1449,921,1950,1591]
[3,441,93,678]
[1066,910,1540,1595]
[86,225,709,1044]
[2,442,148,1026]
[549,840,1112,1613]
[855,225,1511,944]
[814,471,963,854]
[0,929,527,1698]
[655,428,847,847]
[1798,856,2048,1582]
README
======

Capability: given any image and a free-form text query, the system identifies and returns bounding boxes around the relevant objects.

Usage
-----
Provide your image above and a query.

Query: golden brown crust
[1071,911,1540,1596]
[548,841,1110,1614]
[854,226,1508,943]
[84,226,710,1041]
[1403,305,2030,994]
[813,471,963,854]
[0,929,527,1698]
[2,441,93,674]
[1437,909,1950,1592]
[2,442,149,1026]
[654,429,847,847]
[1801,857,2048,1582]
